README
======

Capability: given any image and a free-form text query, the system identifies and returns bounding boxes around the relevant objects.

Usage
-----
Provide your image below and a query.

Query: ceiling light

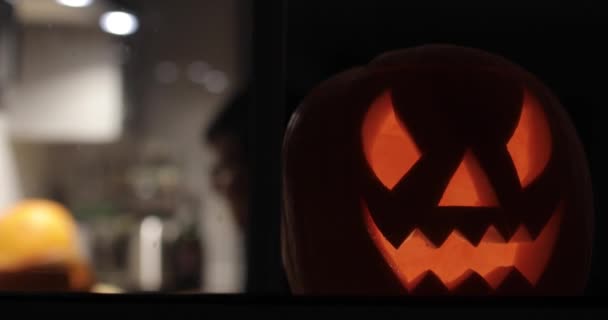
[100,11,139,36]
[56,0,94,8]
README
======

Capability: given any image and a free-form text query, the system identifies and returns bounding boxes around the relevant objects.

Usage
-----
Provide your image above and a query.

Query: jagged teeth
[525,221,545,240]
[454,222,491,246]
[507,225,532,242]
[420,225,453,248]
[480,226,506,243]
[407,267,534,293]
[450,270,493,295]
[405,223,537,249]
[484,266,513,288]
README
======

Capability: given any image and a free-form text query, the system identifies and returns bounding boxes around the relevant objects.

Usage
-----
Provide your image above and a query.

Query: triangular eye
[362,90,421,190]
[506,89,552,188]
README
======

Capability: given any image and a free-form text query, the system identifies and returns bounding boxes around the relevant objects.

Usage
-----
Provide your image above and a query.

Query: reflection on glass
[0,0,250,293]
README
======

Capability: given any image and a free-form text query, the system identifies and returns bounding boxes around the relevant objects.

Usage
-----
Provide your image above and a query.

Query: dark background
[248,0,605,295]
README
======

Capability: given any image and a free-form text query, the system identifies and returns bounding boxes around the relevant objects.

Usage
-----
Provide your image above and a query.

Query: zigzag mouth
[362,201,562,292]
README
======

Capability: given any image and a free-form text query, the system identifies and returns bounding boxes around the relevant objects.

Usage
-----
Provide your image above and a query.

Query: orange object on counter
[0,199,95,291]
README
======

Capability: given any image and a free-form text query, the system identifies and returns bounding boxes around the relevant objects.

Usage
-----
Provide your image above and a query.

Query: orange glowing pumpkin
[281,44,594,295]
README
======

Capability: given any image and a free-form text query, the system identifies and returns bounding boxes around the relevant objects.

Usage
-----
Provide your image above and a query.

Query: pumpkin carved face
[281,45,593,295]
[362,85,559,293]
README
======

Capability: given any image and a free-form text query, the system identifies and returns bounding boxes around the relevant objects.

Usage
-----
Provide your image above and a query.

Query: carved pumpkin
[281,44,594,295]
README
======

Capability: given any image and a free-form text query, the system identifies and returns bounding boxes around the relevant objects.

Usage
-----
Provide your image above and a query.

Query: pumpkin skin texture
[281,44,594,296]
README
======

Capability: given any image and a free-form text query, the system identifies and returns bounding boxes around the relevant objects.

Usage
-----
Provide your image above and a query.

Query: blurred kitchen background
[0,0,250,293]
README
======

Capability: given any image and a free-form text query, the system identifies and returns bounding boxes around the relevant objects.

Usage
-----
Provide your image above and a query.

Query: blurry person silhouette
[205,88,291,294]
[205,89,250,232]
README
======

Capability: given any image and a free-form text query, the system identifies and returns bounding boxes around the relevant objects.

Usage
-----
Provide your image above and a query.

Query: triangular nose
[438,150,499,207]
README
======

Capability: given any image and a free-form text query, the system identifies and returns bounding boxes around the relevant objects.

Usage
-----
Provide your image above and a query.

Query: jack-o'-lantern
[281,44,594,295]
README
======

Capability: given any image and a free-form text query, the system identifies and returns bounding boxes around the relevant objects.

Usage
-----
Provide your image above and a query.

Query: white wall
[3,27,124,143]
[0,112,22,216]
